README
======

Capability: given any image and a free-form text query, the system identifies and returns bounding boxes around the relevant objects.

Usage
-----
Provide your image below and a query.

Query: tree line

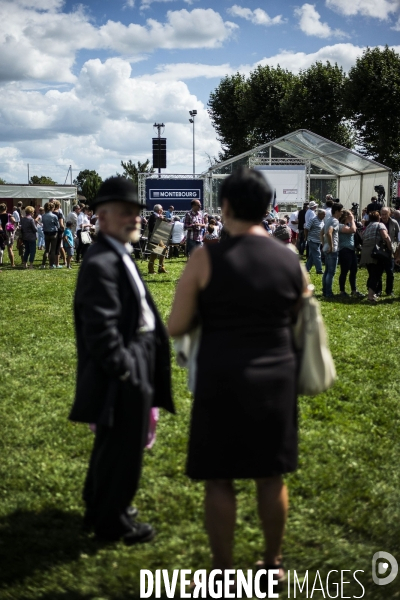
[208,46,400,172]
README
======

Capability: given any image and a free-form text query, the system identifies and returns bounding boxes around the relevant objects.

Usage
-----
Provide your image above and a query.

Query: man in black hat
[69,177,175,544]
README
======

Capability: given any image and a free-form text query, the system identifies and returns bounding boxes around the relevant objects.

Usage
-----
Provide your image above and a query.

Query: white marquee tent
[0,184,77,217]
[202,129,392,214]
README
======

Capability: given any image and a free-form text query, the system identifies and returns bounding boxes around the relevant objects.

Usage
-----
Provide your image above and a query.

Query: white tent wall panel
[337,175,361,209]
[361,172,391,209]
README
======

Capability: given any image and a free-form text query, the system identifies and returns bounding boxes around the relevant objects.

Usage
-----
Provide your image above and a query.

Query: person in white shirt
[288,210,299,245]
[12,207,20,226]
[170,216,185,257]
[324,196,333,220]
[76,207,92,262]
[305,201,318,229]
[66,204,80,236]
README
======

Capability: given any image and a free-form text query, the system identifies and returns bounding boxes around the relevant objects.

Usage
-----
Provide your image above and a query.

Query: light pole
[189,110,197,176]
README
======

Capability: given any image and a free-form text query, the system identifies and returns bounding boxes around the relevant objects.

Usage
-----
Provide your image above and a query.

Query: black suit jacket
[69,233,174,425]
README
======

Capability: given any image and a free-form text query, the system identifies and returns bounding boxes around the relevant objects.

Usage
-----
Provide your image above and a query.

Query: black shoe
[83,505,138,532]
[96,521,155,545]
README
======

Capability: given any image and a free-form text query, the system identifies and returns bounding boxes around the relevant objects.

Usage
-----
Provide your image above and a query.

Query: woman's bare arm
[168,247,210,337]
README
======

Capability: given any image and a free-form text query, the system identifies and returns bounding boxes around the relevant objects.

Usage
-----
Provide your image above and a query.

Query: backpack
[5,214,14,232]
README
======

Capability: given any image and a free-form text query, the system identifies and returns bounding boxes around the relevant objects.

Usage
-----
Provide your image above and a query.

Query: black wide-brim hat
[90,176,147,211]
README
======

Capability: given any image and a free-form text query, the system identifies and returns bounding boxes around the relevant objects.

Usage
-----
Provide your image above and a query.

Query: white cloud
[142,63,234,82]
[326,0,399,19]
[0,57,221,181]
[294,4,348,38]
[96,10,237,55]
[227,5,285,26]
[0,3,237,83]
[254,43,400,74]
[124,0,135,7]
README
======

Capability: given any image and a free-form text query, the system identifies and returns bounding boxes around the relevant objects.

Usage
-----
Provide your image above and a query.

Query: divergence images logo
[372,552,398,586]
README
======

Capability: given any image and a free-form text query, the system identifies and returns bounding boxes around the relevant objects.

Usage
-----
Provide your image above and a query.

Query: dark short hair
[219,167,272,222]
[66,221,72,227]
[369,211,380,222]
[332,202,343,214]
[325,199,333,208]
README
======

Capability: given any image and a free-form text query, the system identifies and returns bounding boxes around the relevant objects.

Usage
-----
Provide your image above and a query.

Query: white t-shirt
[171,221,184,244]
[289,211,299,233]
[77,213,89,231]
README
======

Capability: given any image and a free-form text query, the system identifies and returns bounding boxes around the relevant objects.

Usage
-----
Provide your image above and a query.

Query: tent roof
[206,129,391,177]
[0,184,77,199]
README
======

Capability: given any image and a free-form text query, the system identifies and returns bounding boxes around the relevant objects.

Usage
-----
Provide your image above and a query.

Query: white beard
[129,221,142,244]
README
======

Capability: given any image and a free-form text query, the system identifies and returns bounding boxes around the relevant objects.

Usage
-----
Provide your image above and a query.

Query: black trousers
[83,333,155,536]
[366,262,384,293]
[339,248,358,292]
[76,230,90,262]
[42,233,57,266]
[376,257,394,295]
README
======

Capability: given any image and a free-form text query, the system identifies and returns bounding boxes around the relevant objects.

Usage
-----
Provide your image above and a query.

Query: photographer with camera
[366,196,381,214]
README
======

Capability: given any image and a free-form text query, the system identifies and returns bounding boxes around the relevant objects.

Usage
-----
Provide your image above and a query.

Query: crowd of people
[0,200,96,271]
[278,195,400,302]
[2,193,400,304]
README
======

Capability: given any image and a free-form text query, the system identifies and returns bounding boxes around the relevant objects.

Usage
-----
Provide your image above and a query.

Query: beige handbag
[173,326,201,393]
[292,284,336,396]
[80,230,92,245]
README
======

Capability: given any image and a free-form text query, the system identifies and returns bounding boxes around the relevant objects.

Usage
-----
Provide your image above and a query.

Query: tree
[243,65,295,147]
[208,63,354,161]
[118,159,154,185]
[29,175,56,185]
[208,72,250,160]
[0,177,6,184]
[345,46,400,171]
[82,173,103,204]
[284,61,354,148]
[74,169,102,193]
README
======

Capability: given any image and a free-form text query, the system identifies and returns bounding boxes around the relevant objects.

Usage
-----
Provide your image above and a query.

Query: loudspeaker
[152,138,167,169]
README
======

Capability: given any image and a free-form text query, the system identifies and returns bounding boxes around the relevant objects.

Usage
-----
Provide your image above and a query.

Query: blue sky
[0,0,399,183]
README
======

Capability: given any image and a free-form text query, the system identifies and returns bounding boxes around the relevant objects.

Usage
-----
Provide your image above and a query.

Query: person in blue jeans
[305,209,325,274]
[338,209,365,298]
[322,202,343,298]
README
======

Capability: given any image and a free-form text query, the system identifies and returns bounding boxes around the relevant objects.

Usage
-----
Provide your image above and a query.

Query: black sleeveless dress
[186,235,303,480]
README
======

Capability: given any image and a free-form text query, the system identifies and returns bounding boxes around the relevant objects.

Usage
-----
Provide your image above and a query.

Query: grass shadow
[0,508,105,587]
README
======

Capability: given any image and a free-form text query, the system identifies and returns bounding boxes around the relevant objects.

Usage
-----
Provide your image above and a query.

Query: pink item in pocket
[145,408,159,449]
[89,407,159,450]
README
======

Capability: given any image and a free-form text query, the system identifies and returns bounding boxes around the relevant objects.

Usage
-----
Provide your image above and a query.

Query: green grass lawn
[0,250,399,600]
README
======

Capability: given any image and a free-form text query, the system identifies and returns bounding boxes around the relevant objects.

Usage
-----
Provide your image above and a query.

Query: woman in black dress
[168,167,304,583]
